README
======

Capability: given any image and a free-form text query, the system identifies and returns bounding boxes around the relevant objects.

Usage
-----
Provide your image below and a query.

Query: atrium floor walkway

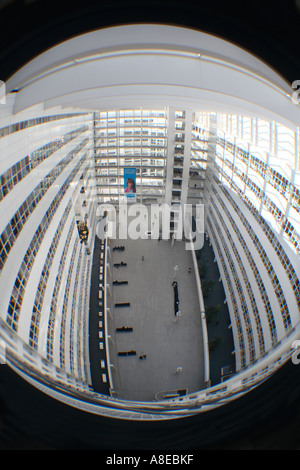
[106,236,205,402]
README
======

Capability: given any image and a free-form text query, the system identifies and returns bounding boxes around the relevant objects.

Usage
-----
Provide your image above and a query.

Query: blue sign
[124,167,136,198]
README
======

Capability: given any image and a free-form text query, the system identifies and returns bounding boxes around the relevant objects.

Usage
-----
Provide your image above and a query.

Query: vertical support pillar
[180,110,193,205]
[165,108,176,205]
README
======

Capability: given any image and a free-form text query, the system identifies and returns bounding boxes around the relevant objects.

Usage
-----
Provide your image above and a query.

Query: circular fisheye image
[0,5,300,450]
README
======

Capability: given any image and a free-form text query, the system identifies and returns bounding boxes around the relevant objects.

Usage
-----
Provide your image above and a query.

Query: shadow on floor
[196,237,235,386]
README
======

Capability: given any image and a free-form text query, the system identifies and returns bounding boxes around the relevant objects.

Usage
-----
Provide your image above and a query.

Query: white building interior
[0,24,299,420]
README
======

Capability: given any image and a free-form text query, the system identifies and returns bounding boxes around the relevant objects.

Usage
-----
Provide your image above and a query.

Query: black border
[0,0,300,451]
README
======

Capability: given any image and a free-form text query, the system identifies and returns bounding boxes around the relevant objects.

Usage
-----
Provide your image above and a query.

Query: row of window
[0,126,88,202]
[57,162,91,375]
[209,196,266,354]
[75,255,86,380]
[171,113,186,202]
[59,237,80,370]
[95,160,165,170]
[217,137,300,214]
[95,128,166,139]
[76,256,92,383]
[206,217,247,369]
[6,151,88,332]
[218,115,297,159]
[216,171,300,312]
[46,220,76,362]
[69,250,83,375]
[210,184,280,343]
[207,207,257,363]
[216,153,300,253]
[93,113,168,204]
[224,187,298,326]
[48,166,92,372]
[190,125,209,180]
[0,113,88,139]
[95,138,166,148]
[95,148,166,158]
[69,168,93,376]
[0,138,89,274]
[94,110,167,128]
[96,110,168,118]
[29,201,72,349]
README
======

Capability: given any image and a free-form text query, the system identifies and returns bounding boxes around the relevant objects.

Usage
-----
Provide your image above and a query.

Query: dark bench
[116,326,133,332]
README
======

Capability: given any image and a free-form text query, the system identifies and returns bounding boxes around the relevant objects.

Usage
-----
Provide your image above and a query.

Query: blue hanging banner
[124,167,136,199]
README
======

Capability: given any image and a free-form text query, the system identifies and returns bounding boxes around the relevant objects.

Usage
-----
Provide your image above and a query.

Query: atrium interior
[0,24,299,421]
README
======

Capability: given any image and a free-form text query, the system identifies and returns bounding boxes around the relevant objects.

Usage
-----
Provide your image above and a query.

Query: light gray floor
[106,235,205,402]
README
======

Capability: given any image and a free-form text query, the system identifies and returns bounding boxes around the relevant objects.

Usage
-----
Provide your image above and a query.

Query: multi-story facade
[0,99,96,392]
[0,25,299,420]
[203,113,300,371]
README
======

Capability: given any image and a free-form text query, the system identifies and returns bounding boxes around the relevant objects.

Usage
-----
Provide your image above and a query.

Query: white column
[180,110,193,205]
[165,108,175,205]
